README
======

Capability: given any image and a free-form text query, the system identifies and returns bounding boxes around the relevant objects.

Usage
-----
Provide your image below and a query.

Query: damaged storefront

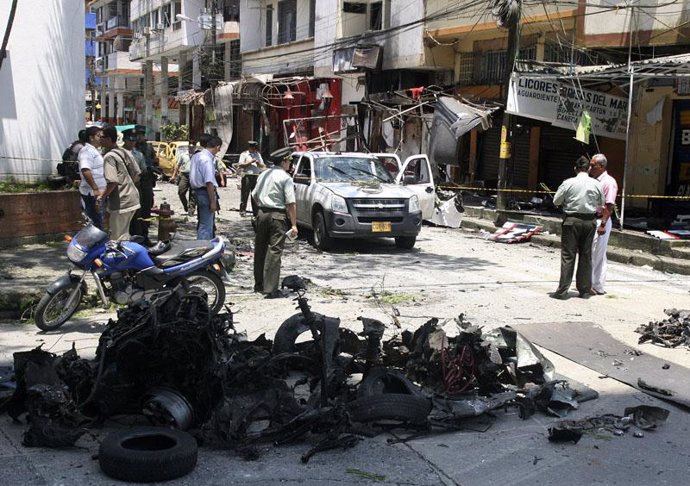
[477,55,690,229]
[188,76,350,157]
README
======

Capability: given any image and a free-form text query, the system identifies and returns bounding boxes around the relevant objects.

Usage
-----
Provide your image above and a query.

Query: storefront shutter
[540,125,595,189]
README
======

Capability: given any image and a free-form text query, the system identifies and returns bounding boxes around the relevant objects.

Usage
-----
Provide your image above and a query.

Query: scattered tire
[34,284,82,332]
[312,211,333,251]
[394,236,416,250]
[347,394,431,424]
[273,313,327,354]
[99,427,198,483]
[185,269,226,315]
[357,367,423,398]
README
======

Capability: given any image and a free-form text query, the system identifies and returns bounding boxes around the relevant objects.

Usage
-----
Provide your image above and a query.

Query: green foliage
[160,123,189,141]
[0,178,53,193]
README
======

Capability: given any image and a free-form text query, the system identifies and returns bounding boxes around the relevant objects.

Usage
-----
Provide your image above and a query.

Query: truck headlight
[331,195,348,213]
[408,195,421,213]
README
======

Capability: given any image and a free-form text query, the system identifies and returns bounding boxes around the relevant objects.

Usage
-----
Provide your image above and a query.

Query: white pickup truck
[289,152,435,250]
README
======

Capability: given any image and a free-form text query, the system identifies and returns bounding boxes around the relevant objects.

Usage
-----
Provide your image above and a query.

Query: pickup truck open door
[395,155,435,220]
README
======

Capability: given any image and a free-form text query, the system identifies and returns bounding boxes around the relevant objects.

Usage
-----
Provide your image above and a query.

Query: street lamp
[175,13,222,31]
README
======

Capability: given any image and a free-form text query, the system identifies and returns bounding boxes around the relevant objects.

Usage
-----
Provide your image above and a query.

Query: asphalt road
[1,179,690,485]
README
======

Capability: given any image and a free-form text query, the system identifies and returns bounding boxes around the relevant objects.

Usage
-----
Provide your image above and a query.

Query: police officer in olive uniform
[134,126,156,241]
[251,155,297,299]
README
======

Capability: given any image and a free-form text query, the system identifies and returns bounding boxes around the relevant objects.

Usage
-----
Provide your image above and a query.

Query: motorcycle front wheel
[185,270,226,315]
[34,283,82,331]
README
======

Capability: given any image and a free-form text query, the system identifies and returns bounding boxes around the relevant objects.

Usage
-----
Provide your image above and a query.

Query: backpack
[57,141,83,181]
[62,141,83,162]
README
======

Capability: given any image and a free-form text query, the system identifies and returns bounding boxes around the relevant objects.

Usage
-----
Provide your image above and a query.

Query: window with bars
[266,5,273,46]
[458,46,536,85]
[458,52,474,84]
[544,43,602,66]
[278,0,297,44]
[173,1,182,30]
[228,40,241,78]
[162,3,172,27]
[223,0,240,21]
[370,1,382,30]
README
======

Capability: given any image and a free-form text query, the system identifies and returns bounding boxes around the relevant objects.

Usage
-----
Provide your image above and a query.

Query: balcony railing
[106,15,130,30]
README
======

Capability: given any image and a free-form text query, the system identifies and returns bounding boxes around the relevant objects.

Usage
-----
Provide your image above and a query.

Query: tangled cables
[490,0,521,29]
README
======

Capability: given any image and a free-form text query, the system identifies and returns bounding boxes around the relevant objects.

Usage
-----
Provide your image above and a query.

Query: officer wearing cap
[237,140,265,216]
[251,154,297,299]
[123,129,149,240]
[134,126,157,241]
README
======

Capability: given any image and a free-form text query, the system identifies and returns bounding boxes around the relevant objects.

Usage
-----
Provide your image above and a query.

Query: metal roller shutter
[479,125,501,184]
[478,125,530,188]
[540,125,596,189]
[511,129,530,187]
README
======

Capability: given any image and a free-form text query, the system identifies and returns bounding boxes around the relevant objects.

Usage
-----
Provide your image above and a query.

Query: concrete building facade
[0,0,85,182]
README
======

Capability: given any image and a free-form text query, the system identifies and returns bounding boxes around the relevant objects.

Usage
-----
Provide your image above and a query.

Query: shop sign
[506,74,628,140]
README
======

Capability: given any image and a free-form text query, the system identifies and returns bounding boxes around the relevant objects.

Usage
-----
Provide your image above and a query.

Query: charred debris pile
[2,284,599,461]
[636,308,690,349]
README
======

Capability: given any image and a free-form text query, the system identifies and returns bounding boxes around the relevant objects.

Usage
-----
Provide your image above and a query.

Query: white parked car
[289,151,435,250]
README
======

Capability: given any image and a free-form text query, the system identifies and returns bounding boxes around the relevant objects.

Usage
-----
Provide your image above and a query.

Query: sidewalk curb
[460,216,690,276]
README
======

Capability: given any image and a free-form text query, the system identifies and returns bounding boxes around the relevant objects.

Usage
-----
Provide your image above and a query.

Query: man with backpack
[134,126,156,241]
[98,126,141,240]
[59,129,86,182]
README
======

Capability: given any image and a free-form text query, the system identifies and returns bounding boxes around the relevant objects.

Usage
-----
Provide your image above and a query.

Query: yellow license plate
[371,221,392,233]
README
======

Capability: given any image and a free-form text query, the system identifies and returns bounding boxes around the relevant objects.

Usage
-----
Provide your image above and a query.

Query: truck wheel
[394,236,416,249]
[34,284,82,332]
[312,211,333,251]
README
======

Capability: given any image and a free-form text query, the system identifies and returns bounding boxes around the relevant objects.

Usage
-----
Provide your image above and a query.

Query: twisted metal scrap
[636,308,690,348]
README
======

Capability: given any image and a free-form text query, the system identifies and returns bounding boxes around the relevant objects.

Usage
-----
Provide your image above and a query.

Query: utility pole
[496,1,522,211]
[210,0,218,88]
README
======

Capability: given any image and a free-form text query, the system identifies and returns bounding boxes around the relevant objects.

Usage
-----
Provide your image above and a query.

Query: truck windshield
[315,157,394,183]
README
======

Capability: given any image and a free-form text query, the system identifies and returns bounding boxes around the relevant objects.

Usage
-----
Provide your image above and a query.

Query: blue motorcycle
[34,223,233,331]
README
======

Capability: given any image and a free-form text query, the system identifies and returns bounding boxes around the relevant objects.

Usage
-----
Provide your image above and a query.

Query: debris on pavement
[636,308,690,348]
[546,405,670,444]
[429,192,464,229]
[1,282,604,463]
[487,222,542,243]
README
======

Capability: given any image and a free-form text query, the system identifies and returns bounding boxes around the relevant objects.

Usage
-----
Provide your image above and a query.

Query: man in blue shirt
[189,134,223,240]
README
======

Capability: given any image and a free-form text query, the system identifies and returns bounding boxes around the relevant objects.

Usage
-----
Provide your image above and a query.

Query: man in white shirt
[189,134,223,240]
[589,153,619,295]
[237,141,265,216]
[78,126,106,228]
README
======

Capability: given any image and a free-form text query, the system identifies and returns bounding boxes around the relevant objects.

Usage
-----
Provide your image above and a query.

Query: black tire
[312,211,333,251]
[357,367,423,398]
[34,284,82,332]
[395,236,416,250]
[347,394,431,424]
[99,427,198,483]
[185,269,225,315]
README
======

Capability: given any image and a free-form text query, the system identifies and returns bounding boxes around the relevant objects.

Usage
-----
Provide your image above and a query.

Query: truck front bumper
[325,210,422,239]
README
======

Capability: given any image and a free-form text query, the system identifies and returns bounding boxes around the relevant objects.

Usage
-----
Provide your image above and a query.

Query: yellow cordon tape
[436,184,690,200]
[3,156,690,201]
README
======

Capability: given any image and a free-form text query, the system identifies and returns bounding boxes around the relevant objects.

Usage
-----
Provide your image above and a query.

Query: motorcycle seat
[148,240,172,256]
[154,240,214,264]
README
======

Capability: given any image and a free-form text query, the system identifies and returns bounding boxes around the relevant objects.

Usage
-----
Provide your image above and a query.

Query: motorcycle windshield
[74,224,109,248]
